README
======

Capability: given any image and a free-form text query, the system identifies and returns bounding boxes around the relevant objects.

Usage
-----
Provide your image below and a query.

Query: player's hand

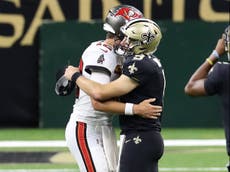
[64,65,80,80]
[215,36,225,56]
[133,98,162,119]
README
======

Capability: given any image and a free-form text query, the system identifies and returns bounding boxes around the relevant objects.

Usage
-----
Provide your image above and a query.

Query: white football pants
[65,118,118,172]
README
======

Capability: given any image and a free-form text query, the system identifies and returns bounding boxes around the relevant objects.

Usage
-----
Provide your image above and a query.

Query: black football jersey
[119,54,166,133]
[204,62,230,155]
[204,62,230,118]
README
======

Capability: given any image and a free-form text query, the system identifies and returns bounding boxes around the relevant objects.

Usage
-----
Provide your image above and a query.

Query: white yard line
[0,167,227,172]
[0,140,66,147]
[0,139,225,147]
[160,167,226,171]
[164,139,226,146]
[0,170,78,172]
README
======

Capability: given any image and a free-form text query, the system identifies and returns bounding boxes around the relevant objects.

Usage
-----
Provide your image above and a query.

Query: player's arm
[87,69,161,118]
[184,37,225,96]
[91,74,138,100]
[81,74,137,100]
[91,98,162,119]
[64,65,138,101]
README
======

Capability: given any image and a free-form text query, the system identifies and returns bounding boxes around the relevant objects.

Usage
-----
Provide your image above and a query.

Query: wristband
[206,58,214,66]
[211,50,219,59]
[71,72,81,82]
[125,103,134,115]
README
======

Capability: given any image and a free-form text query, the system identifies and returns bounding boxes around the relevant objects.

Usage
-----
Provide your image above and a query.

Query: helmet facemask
[113,34,127,56]
[115,37,137,56]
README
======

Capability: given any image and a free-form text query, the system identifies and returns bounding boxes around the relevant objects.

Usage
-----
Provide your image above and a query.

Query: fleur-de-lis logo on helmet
[141,31,155,44]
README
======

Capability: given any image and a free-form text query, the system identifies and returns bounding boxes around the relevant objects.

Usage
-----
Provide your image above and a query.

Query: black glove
[55,66,75,96]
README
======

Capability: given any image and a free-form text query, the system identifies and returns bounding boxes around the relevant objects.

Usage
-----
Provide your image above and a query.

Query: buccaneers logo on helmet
[114,7,143,21]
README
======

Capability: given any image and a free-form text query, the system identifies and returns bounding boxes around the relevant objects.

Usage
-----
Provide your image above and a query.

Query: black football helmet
[103,5,144,38]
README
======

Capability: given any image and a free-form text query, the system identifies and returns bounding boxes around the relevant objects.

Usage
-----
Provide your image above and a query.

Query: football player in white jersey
[59,5,162,172]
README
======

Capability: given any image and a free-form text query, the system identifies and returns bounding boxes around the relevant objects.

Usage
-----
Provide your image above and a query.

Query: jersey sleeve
[204,63,222,95]
[122,58,154,84]
[82,42,117,77]
[90,71,111,84]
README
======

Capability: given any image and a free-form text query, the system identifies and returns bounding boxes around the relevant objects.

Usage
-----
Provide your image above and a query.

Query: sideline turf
[0,128,225,140]
[0,128,227,171]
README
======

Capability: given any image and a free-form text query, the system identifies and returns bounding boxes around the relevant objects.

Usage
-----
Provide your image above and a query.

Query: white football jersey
[70,40,122,125]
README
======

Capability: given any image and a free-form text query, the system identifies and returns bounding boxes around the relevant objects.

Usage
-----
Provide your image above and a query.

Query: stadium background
[0,0,229,128]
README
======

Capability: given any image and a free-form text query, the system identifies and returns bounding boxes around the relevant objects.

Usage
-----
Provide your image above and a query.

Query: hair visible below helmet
[103,5,143,37]
[120,18,162,55]
[224,25,230,61]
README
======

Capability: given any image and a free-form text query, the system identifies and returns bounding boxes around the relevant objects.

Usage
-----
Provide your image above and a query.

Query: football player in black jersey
[184,26,230,171]
[64,18,165,172]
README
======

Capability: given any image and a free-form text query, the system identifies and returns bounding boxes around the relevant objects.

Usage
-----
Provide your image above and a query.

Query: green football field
[0,128,228,172]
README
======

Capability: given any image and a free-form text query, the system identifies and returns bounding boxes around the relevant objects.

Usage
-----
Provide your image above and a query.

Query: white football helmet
[120,18,162,55]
